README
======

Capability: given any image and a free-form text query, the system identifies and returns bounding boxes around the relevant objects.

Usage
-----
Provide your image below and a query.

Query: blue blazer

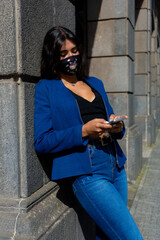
[34,76,127,180]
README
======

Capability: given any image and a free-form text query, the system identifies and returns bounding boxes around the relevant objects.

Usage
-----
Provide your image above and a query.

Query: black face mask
[58,55,80,75]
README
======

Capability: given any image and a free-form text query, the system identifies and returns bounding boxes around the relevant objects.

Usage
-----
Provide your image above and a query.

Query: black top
[69,87,107,124]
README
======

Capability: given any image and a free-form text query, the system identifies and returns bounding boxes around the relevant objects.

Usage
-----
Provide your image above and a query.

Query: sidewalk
[128,130,160,240]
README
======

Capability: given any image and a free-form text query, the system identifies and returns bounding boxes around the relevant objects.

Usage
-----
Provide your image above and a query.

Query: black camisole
[69,87,107,124]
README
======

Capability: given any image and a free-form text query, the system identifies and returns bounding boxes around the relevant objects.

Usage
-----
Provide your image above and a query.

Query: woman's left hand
[108,114,128,133]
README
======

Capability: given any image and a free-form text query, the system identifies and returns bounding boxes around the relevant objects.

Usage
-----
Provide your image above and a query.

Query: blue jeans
[72,143,143,240]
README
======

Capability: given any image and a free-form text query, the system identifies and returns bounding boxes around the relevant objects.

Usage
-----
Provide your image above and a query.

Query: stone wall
[135,0,160,146]
[0,0,160,239]
[87,0,142,183]
[87,0,160,182]
[0,0,95,239]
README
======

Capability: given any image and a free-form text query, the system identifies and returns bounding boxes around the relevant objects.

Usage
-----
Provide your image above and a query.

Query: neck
[60,73,78,84]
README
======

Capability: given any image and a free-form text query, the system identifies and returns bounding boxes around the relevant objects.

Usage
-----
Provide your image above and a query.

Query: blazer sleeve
[107,99,126,140]
[34,81,88,155]
[99,80,126,140]
[110,124,125,140]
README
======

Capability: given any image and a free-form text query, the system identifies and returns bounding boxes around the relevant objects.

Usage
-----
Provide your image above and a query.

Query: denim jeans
[72,143,143,240]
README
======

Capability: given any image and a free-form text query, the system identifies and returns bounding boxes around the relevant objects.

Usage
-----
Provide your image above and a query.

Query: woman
[34,26,143,240]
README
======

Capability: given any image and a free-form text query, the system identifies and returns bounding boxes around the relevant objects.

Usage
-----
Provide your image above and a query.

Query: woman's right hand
[82,119,112,138]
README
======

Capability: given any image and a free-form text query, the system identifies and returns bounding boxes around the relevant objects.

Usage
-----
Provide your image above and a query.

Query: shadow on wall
[75,0,103,75]
[36,1,103,238]
[56,178,96,240]
[135,0,144,24]
[38,151,96,239]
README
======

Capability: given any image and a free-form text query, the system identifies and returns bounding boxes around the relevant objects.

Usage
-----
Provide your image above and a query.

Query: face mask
[58,55,80,75]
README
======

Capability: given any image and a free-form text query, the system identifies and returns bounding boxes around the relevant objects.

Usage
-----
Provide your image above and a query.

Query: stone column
[87,0,142,183]
[134,0,155,146]
[157,46,160,128]
[151,12,158,142]
[0,1,95,239]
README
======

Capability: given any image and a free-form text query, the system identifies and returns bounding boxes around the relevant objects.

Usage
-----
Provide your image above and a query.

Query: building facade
[0,0,160,239]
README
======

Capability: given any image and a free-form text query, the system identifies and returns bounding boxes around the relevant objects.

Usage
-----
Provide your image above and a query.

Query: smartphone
[109,117,127,125]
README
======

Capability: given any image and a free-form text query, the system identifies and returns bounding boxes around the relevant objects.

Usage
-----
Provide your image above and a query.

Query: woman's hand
[82,118,112,138]
[108,114,128,133]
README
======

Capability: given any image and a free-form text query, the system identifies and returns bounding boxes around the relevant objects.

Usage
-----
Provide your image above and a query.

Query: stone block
[89,56,134,92]
[157,85,160,94]
[135,115,146,141]
[148,73,151,92]
[43,206,95,240]
[135,31,148,52]
[88,21,114,57]
[145,115,154,146]
[151,96,156,111]
[157,107,160,128]
[0,184,95,239]
[148,52,151,73]
[151,66,157,82]
[0,211,18,239]
[1,0,74,76]
[126,124,142,183]
[87,0,135,26]
[20,0,75,76]
[135,96,147,115]
[151,116,156,143]
[20,0,57,76]
[158,49,160,62]
[148,32,151,53]
[107,93,134,127]
[0,81,20,198]
[158,64,160,77]
[114,20,134,59]
[134,75,148,95]
[151,81,157,95]
[151,51,156,67]
[135,9,148,31]
[88,19,134,60]
[148,9,152,32]
[157,86,160,97]
[148,0,152,10]
[152,36,158,51]
[135,115,154,146]
[54,0,75,32]
[19,82,45,197]
[127,20,135,59]
[128,0,135,26]
[135,53,148,74]
[0,0,17,74]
